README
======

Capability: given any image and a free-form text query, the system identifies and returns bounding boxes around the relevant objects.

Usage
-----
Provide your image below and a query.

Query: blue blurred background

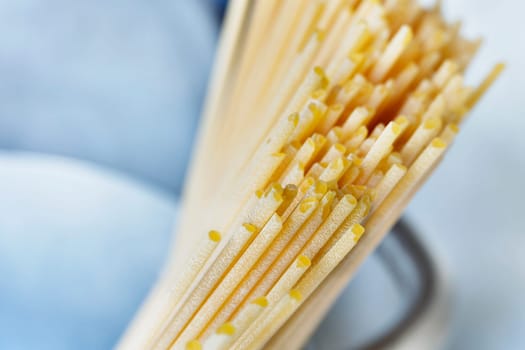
[0,0,523,349]
[0,0,219,194]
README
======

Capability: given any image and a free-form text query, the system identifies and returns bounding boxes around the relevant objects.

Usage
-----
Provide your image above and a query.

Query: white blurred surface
[407,1,525,349]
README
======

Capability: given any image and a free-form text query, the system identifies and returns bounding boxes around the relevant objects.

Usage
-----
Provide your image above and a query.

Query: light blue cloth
[0,153,178,350]
[0,0,217,193]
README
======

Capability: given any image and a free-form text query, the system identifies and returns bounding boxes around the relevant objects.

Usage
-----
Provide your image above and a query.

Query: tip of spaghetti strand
[311,89,326,100]
[315,181,328,194]
[314,28,325,42]
[300,197,318,213]
[243,223,257,233]
[267,183,284,201]
[345,194,358,206]
[391,122,402,136]
[217,323,236,336]
[296,255,312,268]
[394,163,407,172]
[351,224,365,242]
[186,340,202,350]
[431,138,447,149]
[330,104,344,112]
[312,133,326,147]
[349,52,364,64]
[303,177,315,188]
[449,123,460,134]
[208,230,221,242]
[335,143,346,153]
[468,63,505,108]
[314,66,325,78]
[400,25,414,44]
[252,296,269,308]
[306,137,317,149]
[424,117,442,130]
[289,113,300,126]
[395,115,409,127]
[314,66,330,87]
[289,289,303,301]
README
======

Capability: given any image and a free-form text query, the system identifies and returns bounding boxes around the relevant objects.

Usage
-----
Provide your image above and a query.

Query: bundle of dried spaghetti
[118,0,503,349]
